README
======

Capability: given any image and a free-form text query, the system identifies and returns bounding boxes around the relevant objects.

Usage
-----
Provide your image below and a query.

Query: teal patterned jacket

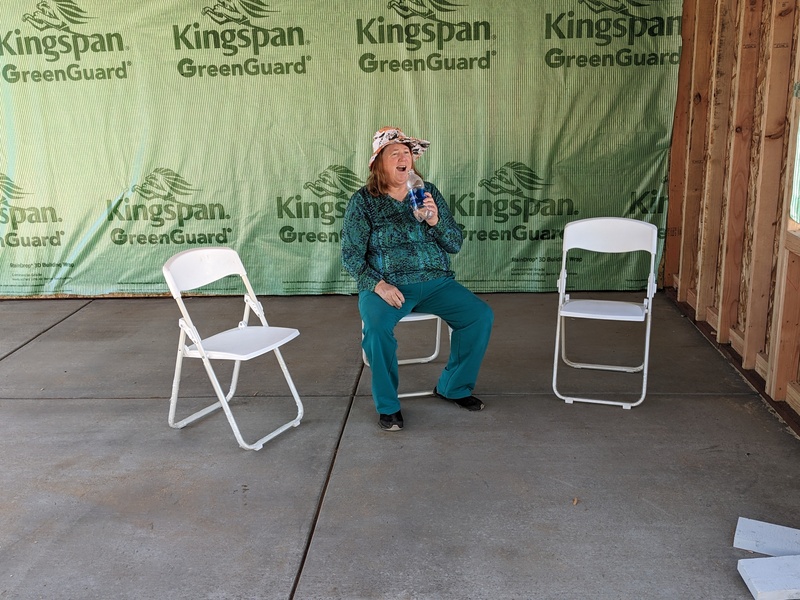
[341,182,463,292]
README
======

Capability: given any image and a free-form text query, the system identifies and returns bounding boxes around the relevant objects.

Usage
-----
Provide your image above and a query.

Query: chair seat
[186,326,299,360]
[399,312,440,323]
[560,299,647,322]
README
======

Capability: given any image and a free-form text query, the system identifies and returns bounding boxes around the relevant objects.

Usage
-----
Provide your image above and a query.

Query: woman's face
[378,143,414,187]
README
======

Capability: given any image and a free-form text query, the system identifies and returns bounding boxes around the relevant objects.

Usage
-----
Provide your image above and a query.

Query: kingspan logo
[546,0,681,48]
[580,0,664,18]
[202,0,277,26]
[1,1,126,63]
[276,166,363,244]
[303,165,362,202]
[0,172,65,248]
[22,0,92,33]
[451,162,575,243]
[544,0,681,69]
[0,174,27,204]
[174,1,309,78]
[357,0,495,73]
[107,168,232,246]
[387,0,461,20]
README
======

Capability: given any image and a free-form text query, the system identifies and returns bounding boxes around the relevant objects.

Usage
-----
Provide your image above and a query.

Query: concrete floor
[1,292,799,599]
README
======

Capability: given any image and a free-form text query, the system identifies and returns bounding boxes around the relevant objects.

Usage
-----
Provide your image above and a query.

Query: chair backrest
[559,217,658,298]
[163,247,246,295]
[163,246,267,337]
[562,217,658,255]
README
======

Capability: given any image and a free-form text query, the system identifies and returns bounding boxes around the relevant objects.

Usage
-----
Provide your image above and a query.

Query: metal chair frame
[552,217,658,410]
[163,247,304,450]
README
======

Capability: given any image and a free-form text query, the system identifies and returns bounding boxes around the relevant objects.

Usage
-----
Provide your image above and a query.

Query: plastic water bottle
[407,171,433,222]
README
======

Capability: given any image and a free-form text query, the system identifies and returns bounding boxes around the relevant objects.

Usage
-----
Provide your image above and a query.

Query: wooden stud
[764,0,800,400]
[695,0,739,321]
[666,0,697,288]
[741,0,795,369]
[678,1,718,305]
[766,249,800,399]
[787,381,800,413]
[717,0,765,344]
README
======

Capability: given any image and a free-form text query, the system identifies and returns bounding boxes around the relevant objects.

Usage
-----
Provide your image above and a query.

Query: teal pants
[359,276,494,415]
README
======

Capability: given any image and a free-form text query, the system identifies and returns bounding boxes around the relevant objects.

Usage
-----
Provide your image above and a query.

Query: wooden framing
[666,3,695,288]
[696,0,737,322]
[669,0,800,412]
[716,0,765,345]
[677,1,716,303]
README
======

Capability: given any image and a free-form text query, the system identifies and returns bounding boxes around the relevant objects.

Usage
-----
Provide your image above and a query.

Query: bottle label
[409,187,426,210]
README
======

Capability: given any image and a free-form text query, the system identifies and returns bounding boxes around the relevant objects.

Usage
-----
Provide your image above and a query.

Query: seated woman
[341,126,494,432]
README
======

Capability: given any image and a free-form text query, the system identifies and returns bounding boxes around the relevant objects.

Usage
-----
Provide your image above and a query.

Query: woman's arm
[341,190,383,292]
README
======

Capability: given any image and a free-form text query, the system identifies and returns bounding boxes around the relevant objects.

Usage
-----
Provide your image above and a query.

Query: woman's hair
[366,143,424,197]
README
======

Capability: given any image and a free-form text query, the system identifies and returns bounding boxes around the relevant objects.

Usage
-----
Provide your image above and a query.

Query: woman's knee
[469,296,493,325]
[478,300,494,334]
[450,298,493,335]
[362,317,396,339]
[359,295,398,334]
[360,306,399,339]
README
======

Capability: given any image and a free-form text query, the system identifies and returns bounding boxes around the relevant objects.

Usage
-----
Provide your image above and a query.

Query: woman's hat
[369,127,430,169]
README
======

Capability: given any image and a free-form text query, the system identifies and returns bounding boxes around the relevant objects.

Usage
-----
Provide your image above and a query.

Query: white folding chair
[162,247,303,450]
[362,312,445,398]
[552,217,658,409]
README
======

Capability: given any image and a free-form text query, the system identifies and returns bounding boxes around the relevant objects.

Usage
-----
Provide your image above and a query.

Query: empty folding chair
[552,217,658,409]
[162,247,303,450]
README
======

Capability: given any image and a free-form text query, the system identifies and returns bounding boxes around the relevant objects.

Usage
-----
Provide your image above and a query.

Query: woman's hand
[422,192,439,227]
[375,280,405,308]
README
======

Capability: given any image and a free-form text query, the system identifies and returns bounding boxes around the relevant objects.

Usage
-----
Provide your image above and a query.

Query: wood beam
[718,0,765,344]
[666,0,696,288]
[742,0,795,369]
[695,0,738,321]
[767,248,800,399]
[678,1,717,305]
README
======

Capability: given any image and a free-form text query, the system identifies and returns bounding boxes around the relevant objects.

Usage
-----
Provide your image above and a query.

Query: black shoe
[379,410,404,431]
[433,387,485,411]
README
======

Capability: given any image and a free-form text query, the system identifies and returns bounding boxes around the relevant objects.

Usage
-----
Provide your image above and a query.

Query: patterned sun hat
[369,127,430,169]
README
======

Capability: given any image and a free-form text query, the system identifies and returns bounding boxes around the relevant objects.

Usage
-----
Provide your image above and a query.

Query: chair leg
[212,349,303,451]
[264,347,304,443]
[398,317,442,365]
[362,317,443,367]
[560,318,644,372]
[169,351,304,451]
[552,315,568,403]
[226,360,242,401]
[362,317,453,399]
[168,347,184,427]
[398,389,435,399]
[552,315,649,409]
[168,337,224,429]
[398,320,452,397]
